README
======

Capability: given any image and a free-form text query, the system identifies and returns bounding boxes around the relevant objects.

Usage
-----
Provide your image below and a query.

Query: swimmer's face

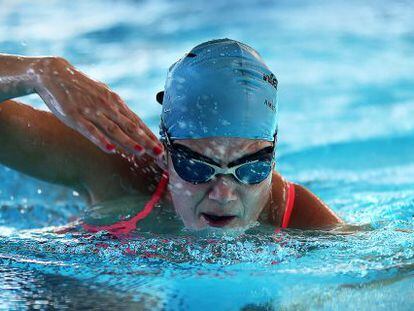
[166,137,273,230]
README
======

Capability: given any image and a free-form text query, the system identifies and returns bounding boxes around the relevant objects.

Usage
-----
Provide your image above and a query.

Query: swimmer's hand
[0,54,163,159]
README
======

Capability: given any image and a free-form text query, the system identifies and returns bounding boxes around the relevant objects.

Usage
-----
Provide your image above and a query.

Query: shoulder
[84,153,165,203]
[288,183,343,229]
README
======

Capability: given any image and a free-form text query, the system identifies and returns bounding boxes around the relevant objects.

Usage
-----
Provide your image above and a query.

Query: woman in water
[0,39,342,234]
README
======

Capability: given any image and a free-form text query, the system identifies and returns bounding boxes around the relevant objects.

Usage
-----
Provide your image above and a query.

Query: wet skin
[0,54,163,158]
[0,100,342,230]
[166,138,274,230]
[0,55,342,230]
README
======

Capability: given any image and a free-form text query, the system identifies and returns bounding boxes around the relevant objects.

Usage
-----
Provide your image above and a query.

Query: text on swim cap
[263,73,278,90]
[264,99,276,112]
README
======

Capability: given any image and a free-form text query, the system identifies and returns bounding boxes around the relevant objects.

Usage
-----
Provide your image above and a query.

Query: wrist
[29,56,69,92]
[27,57,52,92]
[0,55,47,101]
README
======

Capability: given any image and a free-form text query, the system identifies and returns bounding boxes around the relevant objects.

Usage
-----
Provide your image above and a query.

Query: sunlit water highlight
[1,0,414,310]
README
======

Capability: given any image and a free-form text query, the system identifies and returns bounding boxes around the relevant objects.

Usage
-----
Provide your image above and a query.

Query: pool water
[1,0,414,310]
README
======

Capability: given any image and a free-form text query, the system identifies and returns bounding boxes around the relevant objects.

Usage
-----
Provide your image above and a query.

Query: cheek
[242,176,271,196]
[167,159,205,196]
[167,159,209,215]
[239,177,272,215]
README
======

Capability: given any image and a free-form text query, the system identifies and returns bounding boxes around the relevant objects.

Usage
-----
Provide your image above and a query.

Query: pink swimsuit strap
[82,172,169,237]
[83,174,294,236]
[280,182,296,229]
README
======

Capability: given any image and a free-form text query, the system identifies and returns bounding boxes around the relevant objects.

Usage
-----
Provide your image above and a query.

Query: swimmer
[0,38,343,234]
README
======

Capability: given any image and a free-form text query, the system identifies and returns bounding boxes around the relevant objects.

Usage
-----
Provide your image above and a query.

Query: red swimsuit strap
[84,174,293,235]
[82,172,169,237]
[280,182,296,229]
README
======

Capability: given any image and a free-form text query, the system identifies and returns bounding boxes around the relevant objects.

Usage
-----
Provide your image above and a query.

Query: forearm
[0,100,83,188]
[0,54,45,102]
[1,54,162,159]
[0,100,156,201]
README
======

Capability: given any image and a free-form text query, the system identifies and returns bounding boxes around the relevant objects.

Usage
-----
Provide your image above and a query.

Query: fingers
[73,87,164,158]
[96,115,145,156]
[119,106,159,142]
[80,111,163,159]
[104,111,163,158]
[103,92,163,157]
[110,93,159,142]
[76,118,117,153]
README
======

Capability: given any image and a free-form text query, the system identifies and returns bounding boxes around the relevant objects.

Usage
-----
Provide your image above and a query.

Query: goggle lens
[171,154,272,185]
[235,160,272,184]
[171,155,215,184]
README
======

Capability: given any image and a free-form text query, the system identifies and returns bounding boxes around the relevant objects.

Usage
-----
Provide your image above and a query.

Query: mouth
[201,213,236,228]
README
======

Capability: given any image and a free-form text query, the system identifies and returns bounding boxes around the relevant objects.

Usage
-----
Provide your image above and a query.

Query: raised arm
[0,99,162,203]
[0,54,163,158]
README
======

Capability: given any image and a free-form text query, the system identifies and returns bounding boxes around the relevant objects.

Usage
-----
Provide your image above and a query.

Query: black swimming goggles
[160,122,276,185]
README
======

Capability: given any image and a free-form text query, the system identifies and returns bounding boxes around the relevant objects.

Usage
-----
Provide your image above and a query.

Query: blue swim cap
[159,38,278,142]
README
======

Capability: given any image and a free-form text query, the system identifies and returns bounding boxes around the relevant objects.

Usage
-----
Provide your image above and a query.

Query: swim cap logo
[263,73,278,90]
[264,99,276,112]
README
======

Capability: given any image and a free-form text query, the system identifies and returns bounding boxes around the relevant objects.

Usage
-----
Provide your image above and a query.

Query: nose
[208,176,237,205]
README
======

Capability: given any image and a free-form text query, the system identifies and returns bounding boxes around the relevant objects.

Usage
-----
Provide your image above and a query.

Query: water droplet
[66,67,75,75]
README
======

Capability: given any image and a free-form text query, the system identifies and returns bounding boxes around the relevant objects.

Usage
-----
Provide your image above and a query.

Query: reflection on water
[1,0,414,309]
[1,224,413,309]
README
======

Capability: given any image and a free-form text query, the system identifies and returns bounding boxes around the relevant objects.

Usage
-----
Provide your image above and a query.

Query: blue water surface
[1,0,414,310]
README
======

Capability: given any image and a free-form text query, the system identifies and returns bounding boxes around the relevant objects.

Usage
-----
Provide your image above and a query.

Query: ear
[156,91,164,104]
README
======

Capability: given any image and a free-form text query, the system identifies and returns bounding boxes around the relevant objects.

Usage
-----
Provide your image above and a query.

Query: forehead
[174,137,272,163]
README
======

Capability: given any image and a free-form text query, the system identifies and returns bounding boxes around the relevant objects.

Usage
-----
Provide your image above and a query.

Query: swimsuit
[82,173,295,236]
[82,172,169,236]
[281,182,296,229]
